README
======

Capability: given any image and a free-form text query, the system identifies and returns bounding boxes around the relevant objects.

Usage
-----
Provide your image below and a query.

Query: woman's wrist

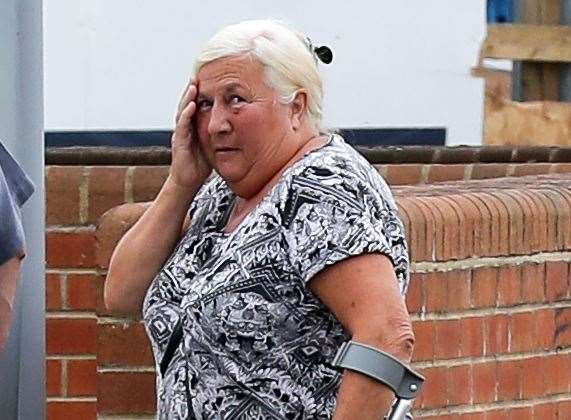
[164,174,203,200]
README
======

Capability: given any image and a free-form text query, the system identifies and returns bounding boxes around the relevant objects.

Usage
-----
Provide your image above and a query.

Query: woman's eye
[229,95,244,105]
[197,100,212,110]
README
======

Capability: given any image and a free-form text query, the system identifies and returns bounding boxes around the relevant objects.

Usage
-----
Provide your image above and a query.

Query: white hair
[193,19,325,132]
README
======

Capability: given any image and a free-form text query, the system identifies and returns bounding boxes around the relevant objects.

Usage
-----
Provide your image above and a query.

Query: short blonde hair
[194,19,324,131]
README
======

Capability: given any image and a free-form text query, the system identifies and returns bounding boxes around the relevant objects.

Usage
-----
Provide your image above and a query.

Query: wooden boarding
[485,97,571,145]
[482,24,571,63]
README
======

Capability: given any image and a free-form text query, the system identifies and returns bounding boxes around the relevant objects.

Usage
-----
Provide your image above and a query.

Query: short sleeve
[0,167,26,265]
[282,167,408,291]
[0,143,34,265]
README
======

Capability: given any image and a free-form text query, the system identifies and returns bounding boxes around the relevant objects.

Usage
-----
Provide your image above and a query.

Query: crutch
[332,341,425,420]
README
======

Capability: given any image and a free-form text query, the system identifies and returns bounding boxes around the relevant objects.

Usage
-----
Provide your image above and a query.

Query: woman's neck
[224,132,329,232]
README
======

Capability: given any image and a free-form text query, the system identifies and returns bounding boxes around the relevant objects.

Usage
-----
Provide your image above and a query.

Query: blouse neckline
[217,133,336,237]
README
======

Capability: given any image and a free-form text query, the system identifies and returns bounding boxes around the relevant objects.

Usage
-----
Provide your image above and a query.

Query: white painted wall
[44,0,486,145]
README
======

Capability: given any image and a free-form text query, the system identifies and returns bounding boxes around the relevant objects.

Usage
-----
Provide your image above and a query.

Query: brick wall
[45,154,571,419]
[45,166,169,419]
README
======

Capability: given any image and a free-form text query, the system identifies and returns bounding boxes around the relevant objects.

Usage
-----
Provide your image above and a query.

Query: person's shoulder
[0,141,34,206]
[291,133,395,205]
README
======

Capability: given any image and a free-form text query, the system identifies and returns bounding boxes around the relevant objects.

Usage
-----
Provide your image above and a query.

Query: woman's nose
[207,104,232,136]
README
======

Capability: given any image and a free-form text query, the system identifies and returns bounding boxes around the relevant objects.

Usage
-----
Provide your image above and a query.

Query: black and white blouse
[143,134,410,419]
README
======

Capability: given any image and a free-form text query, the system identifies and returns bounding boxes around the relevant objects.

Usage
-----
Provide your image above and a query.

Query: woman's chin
[215,165,245,185]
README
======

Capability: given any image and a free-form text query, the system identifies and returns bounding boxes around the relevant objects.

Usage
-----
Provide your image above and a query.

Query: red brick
[486,408,509,420]
[460,317,485,357]
[427,164,466,183]
[46,359,62,397]
[447,270,471,310]
[438,198,462,260]
[471,267,497,308]
[98,372,156,413]
[535,308,556,350]
[414,197,439,261]
[406,273,423,314]
[46,166,83,225]
[497,360,521,401]
[425,272,448,312]
[417,367,447,409]
[46,318,96,355]
[132,166,170,202]
[512,163,552,177]
[46,273,62,311]
[507,406,533,420]
[497,265,521,306]
[87,166,127,224]
[67,359,97,396]
[458,414,486,420]
[544,354,571,395]
[472,362,496,403]
[545,261,569,302]
[47,402,96,420]
[485,315,509,355]
[521,356,545,398]
[534,402,557,420]
[497,191,526,255]
[521,263,545,303]
[484,191,509,256]
[509,312,535,353]
[558,400,571,419]
[95,202,149,270]
[435,319,462,359]
[46,231,96,268]
[411,320,434,362]
[447,365,471,406]
[66,274,97,311]
[460,414,486,420]
[98,322,154,366]
[552,163,571,174]
[385,164,424,185]
[471,164,508,180]
[555,307,571,348]
[94,273,111,316]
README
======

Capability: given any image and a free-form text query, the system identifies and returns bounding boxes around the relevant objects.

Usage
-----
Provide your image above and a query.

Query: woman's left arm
[309,253,415,420]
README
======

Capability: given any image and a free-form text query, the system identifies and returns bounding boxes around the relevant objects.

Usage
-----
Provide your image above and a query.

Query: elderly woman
[105,19,414,420]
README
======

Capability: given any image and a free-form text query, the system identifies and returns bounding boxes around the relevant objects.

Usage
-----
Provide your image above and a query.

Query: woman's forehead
[196,55,269,94]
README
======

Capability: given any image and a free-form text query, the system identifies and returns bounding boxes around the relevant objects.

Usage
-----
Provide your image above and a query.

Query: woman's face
[195,55,295,193]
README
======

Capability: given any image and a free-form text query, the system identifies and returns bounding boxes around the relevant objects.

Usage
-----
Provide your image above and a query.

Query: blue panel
[487,0,514,23]
[45,128,447,148]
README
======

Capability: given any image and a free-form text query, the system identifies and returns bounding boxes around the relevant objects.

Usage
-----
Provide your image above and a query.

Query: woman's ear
[290,90,308,130]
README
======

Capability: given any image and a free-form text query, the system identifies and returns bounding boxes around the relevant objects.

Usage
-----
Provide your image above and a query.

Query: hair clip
[305,36,333,64]
[314,45,333,64]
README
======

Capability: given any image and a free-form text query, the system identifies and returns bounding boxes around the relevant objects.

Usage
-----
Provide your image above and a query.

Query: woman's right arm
[103,176,201,315]
[104,80,212,316]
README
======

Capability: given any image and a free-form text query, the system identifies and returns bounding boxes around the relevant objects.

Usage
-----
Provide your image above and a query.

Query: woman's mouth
[215,147,240,154]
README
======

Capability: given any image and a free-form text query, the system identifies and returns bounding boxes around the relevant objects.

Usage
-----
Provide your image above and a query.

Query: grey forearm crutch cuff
[331,340,425,399]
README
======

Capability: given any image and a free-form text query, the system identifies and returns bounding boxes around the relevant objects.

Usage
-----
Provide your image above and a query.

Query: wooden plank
[518,0,562,100]
[484,98,571,146]
[483,24,571,62]
[521,62,560,101]
[520,0,561,24]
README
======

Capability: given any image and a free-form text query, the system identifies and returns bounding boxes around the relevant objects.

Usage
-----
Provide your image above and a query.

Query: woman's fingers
[173,100,197,145]
[175,80,197,124]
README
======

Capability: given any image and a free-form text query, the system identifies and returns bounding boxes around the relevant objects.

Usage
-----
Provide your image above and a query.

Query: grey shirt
[0,142,34,265]
[143,134,410,419]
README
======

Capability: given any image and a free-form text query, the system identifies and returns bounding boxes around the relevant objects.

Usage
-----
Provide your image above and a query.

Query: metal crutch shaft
[386,397,414,420]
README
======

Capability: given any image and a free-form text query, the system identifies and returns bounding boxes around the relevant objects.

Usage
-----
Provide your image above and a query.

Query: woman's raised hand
[170,79,212,189]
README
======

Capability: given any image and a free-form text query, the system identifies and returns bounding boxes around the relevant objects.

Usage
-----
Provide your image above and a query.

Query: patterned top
[143,134,410,419]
